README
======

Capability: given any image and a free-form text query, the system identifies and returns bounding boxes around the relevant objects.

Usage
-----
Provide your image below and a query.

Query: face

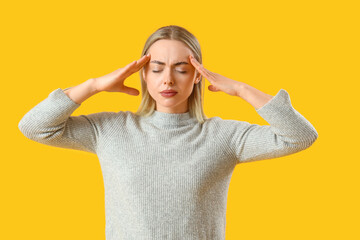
[142,39,200,113]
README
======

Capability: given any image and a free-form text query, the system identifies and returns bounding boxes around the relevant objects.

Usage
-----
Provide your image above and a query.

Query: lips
[160,90,177,93]
[160,90,178,97]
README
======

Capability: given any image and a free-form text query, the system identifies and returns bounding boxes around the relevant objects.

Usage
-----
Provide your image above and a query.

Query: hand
[189,55,242,97]
[94,54,151,95]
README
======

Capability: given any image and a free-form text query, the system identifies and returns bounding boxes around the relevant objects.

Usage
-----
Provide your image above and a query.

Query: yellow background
[2,0,358,239]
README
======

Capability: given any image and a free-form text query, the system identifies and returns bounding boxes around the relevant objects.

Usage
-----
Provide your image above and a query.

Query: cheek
[146,80,156,93]
[144,78,161,98]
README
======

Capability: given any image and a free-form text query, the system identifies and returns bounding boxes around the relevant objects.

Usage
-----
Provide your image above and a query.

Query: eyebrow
[150,60,189,66]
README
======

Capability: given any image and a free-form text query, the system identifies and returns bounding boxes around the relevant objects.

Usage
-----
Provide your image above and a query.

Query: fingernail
[147,53,150,57]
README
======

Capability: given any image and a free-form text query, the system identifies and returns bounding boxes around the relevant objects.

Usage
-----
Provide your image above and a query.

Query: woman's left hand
[189,55,242,97]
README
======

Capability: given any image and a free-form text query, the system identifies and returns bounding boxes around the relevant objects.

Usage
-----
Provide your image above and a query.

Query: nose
[163,73,174,86]
[164,79,174,86]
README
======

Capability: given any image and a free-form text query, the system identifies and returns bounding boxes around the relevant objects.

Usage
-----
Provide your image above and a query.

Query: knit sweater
[18,87,318,240]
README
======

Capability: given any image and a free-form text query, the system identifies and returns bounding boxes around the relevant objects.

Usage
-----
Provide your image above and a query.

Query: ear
[142,69,147,83]
[195,73,201,84]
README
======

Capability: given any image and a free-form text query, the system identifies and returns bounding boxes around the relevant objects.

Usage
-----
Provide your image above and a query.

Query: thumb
[123,86,140,96]
[208,85,220,92]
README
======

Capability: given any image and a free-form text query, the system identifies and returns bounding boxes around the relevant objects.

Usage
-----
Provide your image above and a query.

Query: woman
[18,25,318,240]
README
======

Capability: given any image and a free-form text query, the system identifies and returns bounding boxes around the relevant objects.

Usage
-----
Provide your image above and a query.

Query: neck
[146,110,197,127]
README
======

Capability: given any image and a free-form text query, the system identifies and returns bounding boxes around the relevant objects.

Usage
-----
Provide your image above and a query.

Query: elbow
[18,114,67,141]
[305,128,318,146]
[308,130,318,147]
[293,129,319,150]
[304,123,319,147]
[18,117,51,141]
[18,118,36,140]
[282,128,318,151]
[18,117,29,136]
[311,129,319,143]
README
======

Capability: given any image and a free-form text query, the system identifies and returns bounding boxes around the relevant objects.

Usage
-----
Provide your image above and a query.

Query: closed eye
[152,70,187,74]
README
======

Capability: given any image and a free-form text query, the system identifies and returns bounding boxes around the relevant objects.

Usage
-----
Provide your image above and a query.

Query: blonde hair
[134,25,208,124]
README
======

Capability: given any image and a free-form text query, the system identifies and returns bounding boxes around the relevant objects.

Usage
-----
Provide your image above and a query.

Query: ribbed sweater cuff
[50,87,82,112]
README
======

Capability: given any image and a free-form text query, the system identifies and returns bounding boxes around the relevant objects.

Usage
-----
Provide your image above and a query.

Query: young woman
[18,25,318,240]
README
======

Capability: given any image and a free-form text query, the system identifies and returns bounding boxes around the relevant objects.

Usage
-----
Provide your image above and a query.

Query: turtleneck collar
[146,110,198,127]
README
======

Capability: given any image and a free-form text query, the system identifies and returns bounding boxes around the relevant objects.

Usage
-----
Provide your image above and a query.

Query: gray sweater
[18,87,318,240]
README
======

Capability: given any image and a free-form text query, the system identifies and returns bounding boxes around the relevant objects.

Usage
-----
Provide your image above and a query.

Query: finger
[189,55,208,75]
[122,60,137,73]
[134,54,151,69]
[123,54,150,78]
[120,61,137,76]
[191,56,218,81]
[206,70,217,80]
[129,56,150,75]
[123,86,140,96]
[208,85,220,92]
[189,56,205,75]
[127,54,149,70]
[189,56,213,81]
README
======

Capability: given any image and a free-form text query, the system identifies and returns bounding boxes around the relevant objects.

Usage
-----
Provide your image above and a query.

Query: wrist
[88,78,101,94]
[235,82,247,98]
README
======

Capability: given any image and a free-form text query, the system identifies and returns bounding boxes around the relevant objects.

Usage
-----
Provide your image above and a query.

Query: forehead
[148,39,192,64]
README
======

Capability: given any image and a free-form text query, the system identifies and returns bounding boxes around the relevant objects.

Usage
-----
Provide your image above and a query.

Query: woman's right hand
[93,53,151,95]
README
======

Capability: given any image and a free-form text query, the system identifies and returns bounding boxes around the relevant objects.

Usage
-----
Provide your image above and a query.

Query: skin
[64,39,273,110]
[142,39,201,113]
[189,55,274,110]
[141,39,262,113]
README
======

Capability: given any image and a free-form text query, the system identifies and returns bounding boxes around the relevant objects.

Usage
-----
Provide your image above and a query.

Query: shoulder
[77,111,139,134]
[92,110,137,120]
[202,116,253,133]
[79,110,136,125]
[203,116,251,127]
[118,110,139,121]
[114,111,142,126]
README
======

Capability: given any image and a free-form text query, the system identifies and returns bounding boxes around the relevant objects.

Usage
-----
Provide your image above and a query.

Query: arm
[221,87,318,164]
[187,55,318,163]
[63,78,100,104]
[235,82,274,110]
[18,78,111,154]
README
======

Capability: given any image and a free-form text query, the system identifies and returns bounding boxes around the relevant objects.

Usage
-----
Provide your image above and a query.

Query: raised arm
[63,78,99,104]
[18,78,107,154]
[188,55,318,164]
[18,53,152,154]
[220,88,318,164]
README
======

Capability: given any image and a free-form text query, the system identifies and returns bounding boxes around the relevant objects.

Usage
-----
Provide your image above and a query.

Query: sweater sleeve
[220,89,318,164]
[18,88,114,154]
